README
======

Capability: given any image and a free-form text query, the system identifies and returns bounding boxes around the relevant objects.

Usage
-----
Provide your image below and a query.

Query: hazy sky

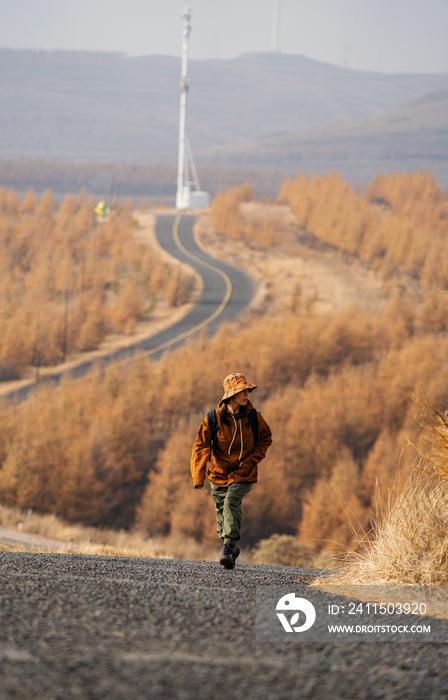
[2,0,448,74]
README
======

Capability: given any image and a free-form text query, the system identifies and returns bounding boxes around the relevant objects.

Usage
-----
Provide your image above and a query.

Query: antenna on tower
[271,0,281,53]
[175,7,209,210]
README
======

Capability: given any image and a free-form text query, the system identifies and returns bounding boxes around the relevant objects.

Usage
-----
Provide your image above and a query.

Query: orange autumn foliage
[0,189,194,379]
[277,171,448,293]
[0,300,447,548]
[1,172,448,554]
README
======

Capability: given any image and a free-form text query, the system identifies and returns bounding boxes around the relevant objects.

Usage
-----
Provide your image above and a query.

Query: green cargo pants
[210,482,253,546]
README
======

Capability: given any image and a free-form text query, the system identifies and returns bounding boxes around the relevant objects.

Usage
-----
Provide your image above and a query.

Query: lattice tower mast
[272,0,281,52]
[176,7,191,209]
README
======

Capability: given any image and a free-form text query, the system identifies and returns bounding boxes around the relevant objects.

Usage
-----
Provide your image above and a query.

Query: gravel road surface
[1,552,447,700]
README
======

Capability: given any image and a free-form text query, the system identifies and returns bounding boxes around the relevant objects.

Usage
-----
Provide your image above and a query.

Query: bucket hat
[221,373,257,401]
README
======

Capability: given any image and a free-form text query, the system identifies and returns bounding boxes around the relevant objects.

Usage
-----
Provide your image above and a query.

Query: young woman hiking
[191,373,272,569]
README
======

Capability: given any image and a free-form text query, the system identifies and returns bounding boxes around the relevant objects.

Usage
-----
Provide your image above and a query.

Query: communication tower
[176,7,209,210]
[272,0,281,53]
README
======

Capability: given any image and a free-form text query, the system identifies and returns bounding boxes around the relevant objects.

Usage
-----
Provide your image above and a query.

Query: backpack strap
[207,409,219,454]
[248,408,259,447]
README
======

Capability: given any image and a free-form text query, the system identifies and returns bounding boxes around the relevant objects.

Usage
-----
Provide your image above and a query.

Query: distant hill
[1,49,448,164]
[196,89,448,188]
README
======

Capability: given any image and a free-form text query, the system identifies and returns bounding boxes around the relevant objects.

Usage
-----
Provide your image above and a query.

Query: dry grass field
[195,202,390,320]
[0,503,222,562]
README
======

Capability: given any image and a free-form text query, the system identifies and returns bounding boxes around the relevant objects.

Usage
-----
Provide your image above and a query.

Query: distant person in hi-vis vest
[191,373,272,569]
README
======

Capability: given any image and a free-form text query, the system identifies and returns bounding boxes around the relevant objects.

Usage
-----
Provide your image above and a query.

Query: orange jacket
[190,401,272,487]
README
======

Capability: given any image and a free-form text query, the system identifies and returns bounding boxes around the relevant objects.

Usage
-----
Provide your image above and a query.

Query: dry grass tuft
[313,390,448,586]
[318,473,448,585]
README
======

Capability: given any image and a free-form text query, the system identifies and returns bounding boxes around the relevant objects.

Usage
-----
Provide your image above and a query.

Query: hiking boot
[232,544,240,561]
[220,542,235,569]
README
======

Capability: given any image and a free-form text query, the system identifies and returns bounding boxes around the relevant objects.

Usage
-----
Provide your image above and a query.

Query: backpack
[207,408,258,455]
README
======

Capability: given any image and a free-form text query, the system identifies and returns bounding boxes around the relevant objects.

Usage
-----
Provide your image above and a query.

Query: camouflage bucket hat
[221,373,257,401]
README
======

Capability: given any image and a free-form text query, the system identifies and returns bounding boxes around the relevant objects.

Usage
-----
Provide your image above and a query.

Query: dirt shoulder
[0,526,74,551]
[0,212,203,398]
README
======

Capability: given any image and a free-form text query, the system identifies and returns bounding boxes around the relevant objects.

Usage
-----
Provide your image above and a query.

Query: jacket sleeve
[245,412,272,468]
[190,418,212,487]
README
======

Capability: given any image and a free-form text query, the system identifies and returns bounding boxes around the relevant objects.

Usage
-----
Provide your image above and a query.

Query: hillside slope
[1,49,448,163]
[196,89,448,187]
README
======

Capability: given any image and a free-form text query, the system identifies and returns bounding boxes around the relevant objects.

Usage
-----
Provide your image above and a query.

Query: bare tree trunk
[62,288,69,362]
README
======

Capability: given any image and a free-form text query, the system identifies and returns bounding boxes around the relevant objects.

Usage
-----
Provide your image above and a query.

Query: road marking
[98,213,232,365]
[172,213,232,324]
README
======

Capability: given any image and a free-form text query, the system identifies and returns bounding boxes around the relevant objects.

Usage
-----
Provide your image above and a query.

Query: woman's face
[230,388,250,410]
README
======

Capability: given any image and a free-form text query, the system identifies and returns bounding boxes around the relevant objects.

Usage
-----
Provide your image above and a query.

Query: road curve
[4,214,254,402]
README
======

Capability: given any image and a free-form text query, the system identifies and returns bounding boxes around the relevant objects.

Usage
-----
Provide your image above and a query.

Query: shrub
[252,534,315,567]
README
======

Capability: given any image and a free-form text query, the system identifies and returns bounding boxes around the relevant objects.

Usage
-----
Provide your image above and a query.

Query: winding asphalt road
[1,552,447,700]
[5,213,254,402]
